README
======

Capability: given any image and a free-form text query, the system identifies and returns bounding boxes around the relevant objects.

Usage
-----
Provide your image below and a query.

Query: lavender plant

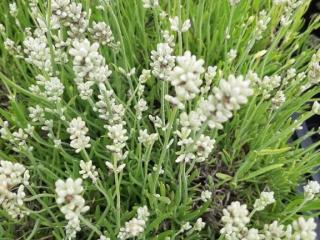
[0,0,320,239]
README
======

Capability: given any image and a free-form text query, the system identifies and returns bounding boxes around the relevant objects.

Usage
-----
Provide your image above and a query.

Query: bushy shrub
[0,0,319,239]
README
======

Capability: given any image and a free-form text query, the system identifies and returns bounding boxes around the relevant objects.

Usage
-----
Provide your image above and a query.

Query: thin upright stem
[152,107,178,194]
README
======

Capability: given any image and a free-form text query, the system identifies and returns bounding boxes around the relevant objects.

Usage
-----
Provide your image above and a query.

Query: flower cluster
[303,180,320,201]
[142,0,159,9]
[307,49,320,88]
[175,127,215,164]
[69,38,112,99]
[29,75,65,102]
[89,21,118,48]
[169,17,191,33]
[23,30,52,73]
[278,0,304,26]
[67,117,91,153]
[201,66,217,94]
[220,190,318,240]
[0,160,30,219]
[51,0,89,38]
[312,101,320,115]
[138,129,158,146]
[167,51,205,102]
[220,201,250,239]
[199,75,253,129]
[0,121,33,153]
[118,206,150,239]
[95,90,125,124]
[255,10,271,40]
[55,178,89,239]
[94,85,128,174]
[247,71,281,99]
[253,191,275,211]
[79,160,99,183]
[150,43,175,80]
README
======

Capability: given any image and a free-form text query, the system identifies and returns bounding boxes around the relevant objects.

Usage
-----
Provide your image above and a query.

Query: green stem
[178,0,183,54]
[79,215,102,236]
[114,169,121,230]
[281,199,308,223]
[152,107,178,194]
[143,144,153,186]
[182,162,188,202]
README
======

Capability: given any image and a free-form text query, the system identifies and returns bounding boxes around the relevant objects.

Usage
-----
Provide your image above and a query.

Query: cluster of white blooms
[4,38,15,50]
[282,68,297,86]
[89,21,118,49]
[312,101,320,115]
[23,30,52,73]
[95,90,125,124]
[118,206,150,239]
[106,124,128,153]
[138,129,158,146]
[105,116,128,173]
[142,0,159,9]
[172,73,252,163]
[0,160,30,219]
[98,235,110,240]
[0,121,33,153]
[272,90,286,109]
[194,135,215,162]
[201,66,217,94]
[199,75,253,129]
[3,37,21,55]
[229,0,241,6]
[69,38,112,99]
[55,178,89,239]
[253,191,275,211]
[201,190,212,202]
[303,180,320,200]
[162,30,175,47]
[175,124,215,163]
[247,71,281,99]
[169,17,191,33]
[194,218,206,231]
[134,70,151,119]
[220,201,250,239]
[137,69,151,96]
[135,99,148,120]
[227,49,237,62]
[9,2,18,17]
[66,117,91,153]
[152,164,164,175]
[51,0,89,38]
[220,192,318,240]
[307,49,320,88]
[277,0,304,26]
[289,217,317,240]
[179,222,192,233]
[179,110,203,132]
[29,75,65,102]
[263,217,318,240]
[255,10,271,40]
[263,221,287,239]
[79,160,99,183]
[150,43,175,80]
[167,51,205,102]
[94,88,128,173]
[149,115,164,130]
[28,105,45,123]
